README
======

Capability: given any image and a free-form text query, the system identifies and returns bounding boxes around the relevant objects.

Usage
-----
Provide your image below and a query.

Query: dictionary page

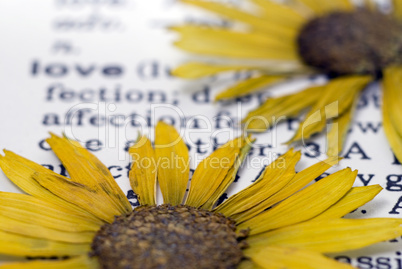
[0,0,401,267]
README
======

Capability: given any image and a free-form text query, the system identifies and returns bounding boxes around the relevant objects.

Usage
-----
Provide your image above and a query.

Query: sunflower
[172,0,402,159]
[0,122,401,269]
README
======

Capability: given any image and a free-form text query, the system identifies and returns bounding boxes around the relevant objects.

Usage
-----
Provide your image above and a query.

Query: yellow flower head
[172,0,402,160]
[0,122,401,268]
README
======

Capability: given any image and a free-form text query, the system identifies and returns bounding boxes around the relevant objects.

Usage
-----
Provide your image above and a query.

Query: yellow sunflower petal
[201,136,254,210]
[0,231,89,257]
[0,214,94,243]
[172,61,307,80]
[174,34,299,60]
[392,0,402,19]
[238,168,357,234]
[155,121,190,205]
[172,62,252,79]
[264,155,341,202]
[0,151,103,224]
[32,172,121,223]
[326,94,358,156]
[243,85,323,132]
[215,149,300,222]
[288,75,371,144]
[382,103,402,164]
[245,245,354,269]
[172,24,294,50]
[185,136,252,208]
[129,135,157,206]
[46,134,132,215]
[248,218,402,254]
[215,75,284,101]
[0,256,98,269]
[218,155,340,222]
[180,0,298,37]
[382,67,402,164]
[0,192,101,232]
[311,185,382,221]
[250,0,306,28]
[297,0,353,14]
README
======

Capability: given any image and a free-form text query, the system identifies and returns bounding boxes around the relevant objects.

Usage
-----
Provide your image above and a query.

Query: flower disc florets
[91,204,247,269]
[297,9,402,76]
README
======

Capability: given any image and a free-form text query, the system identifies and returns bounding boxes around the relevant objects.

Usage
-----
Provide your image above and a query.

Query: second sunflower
[172,0,402,160]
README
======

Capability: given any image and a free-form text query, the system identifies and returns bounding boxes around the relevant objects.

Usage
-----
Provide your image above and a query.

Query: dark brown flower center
[297,9,402,76]
[91,204,247,269]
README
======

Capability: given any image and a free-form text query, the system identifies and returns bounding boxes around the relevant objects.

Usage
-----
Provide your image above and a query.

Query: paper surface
[0,0,401,267]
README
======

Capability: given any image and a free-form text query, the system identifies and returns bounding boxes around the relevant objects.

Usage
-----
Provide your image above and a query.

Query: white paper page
[0,0,401,267]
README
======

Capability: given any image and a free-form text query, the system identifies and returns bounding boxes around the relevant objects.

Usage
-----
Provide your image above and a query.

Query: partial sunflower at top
[172,0,402,160]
